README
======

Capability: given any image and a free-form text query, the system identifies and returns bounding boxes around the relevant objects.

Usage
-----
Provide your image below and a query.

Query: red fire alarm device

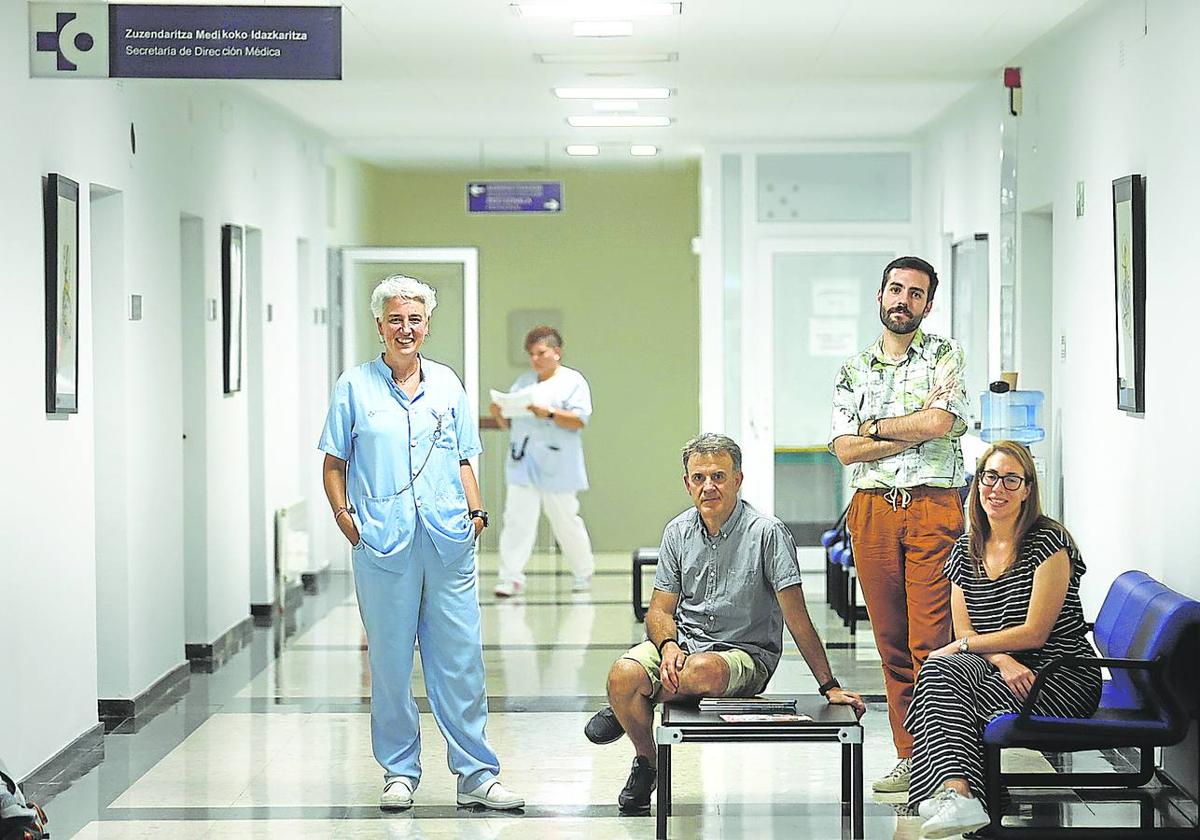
[1004,66,1022,116]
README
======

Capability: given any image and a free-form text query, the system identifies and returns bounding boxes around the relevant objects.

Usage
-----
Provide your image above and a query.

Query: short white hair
[370,275,438,320]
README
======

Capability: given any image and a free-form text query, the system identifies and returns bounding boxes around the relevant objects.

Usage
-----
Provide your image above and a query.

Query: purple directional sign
[467,182,563,214]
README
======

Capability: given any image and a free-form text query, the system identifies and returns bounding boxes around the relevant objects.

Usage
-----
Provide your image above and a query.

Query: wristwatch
[958,637,970,653]
[547,408,556,420]
[468,509,489,528]
[867,419,880,440]
[818,677,842,698]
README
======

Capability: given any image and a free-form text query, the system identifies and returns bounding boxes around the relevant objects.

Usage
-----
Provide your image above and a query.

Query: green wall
[361,164,700,550]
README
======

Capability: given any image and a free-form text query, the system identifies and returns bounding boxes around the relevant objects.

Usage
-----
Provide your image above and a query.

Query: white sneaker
[571,576,591,592]
[872,757,911,793]
[380,777,414,810]
[457,778,525,810]
[494,580,523,598]
[919,788,989,839]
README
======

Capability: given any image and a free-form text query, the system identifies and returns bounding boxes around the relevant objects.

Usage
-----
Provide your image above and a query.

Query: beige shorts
[622,640,770,700]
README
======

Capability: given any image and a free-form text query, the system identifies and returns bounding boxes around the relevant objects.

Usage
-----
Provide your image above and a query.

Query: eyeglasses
[978,470,1026,491]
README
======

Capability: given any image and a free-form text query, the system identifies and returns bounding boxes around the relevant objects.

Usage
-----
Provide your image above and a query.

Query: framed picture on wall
[1111,174,1145,413]
[222,223,245,394]
[44,173,80,414]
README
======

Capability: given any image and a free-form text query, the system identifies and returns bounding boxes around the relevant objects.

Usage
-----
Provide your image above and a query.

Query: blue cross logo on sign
[29,4,109,78]
[36,12,94,70]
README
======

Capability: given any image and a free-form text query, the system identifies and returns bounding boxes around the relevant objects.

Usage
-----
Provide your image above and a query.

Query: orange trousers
[846,486,963,757]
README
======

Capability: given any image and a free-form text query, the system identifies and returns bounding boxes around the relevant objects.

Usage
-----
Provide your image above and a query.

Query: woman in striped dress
[907,440,1102,839]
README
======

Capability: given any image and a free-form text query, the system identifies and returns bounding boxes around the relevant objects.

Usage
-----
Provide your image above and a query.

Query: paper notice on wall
[812,279,859,317]
[489,388,533,418]
[809,318,858,357]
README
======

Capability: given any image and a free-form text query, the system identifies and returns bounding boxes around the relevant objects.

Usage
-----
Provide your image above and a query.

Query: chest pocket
[429,407,458,451]
[358,405,407,443]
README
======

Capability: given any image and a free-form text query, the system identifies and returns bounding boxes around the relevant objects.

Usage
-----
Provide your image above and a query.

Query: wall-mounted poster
[222,224,245,394]
[1111,175,1145,413]
[44,173,80,414]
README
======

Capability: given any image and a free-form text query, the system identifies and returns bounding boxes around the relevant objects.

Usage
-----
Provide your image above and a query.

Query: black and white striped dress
[906,520,1103,809]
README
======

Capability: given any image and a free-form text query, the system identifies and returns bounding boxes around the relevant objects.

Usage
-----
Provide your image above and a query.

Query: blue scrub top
[319,355,483,562]
[505,365,591,493]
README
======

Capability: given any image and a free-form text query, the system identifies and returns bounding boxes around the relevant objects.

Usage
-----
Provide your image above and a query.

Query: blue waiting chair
[981,570,1200,837]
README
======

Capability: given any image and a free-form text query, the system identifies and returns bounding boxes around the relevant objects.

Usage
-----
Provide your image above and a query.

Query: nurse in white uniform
[490,326,596,597]
[320,276,523,812]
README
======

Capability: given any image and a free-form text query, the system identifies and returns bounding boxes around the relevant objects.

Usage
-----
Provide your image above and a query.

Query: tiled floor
[33,550,1196,838]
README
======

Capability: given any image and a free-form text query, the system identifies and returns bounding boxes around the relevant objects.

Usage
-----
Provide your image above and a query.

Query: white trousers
[497,483,595,584]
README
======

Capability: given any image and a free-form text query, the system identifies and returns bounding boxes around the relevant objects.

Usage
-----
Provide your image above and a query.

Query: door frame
[741,236,911,513]
[338,247,480,425]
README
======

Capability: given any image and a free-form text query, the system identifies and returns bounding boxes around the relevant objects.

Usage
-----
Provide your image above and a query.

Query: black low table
[654,694,864,839]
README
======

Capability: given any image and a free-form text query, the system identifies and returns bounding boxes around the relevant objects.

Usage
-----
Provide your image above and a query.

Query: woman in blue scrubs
[319,275,523,812]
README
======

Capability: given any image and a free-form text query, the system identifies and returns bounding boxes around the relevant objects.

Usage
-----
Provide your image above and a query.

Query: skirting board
[20,722,104,791]
[184,615,254,672]
[301,565,331,594]
[97,660,191,728]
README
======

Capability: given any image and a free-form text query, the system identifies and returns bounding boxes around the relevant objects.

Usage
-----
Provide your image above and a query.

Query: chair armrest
[1016,655,1166,725]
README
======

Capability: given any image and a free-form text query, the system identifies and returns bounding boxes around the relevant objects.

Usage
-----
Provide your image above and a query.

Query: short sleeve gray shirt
[652,499,802,676]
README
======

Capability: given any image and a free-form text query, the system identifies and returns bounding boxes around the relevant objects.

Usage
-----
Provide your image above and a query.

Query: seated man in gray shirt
[584,432,866,813]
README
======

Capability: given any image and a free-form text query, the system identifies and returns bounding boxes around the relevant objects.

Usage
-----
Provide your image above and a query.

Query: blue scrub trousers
[352,521,499,793]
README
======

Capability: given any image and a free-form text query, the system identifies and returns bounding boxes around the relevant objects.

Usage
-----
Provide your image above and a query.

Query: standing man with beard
[828,256,970,796]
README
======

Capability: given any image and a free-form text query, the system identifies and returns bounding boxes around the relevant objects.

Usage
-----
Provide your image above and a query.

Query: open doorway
[1019,207,1056,517]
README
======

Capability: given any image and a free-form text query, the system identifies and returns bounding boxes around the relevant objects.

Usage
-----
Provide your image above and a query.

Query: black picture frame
[1111,175,1146,413]
[222,224,245,394]
[44,173,80,414]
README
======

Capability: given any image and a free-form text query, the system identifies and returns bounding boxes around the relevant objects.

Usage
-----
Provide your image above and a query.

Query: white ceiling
[214,0,1094,166]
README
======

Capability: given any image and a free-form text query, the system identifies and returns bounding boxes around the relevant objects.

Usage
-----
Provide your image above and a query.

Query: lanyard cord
[395,411,444,496]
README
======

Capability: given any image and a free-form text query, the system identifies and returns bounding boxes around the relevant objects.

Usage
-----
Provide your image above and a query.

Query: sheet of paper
[718,713,814,723]
[489,388,533,419]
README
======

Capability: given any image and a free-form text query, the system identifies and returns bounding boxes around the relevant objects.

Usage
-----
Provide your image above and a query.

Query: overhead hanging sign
[467,182,563,214]
[29,3,342,80]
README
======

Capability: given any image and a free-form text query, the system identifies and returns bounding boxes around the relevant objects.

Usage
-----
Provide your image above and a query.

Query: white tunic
[504,365,592,493]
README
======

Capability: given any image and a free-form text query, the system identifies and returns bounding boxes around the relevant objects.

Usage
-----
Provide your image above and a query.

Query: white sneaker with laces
[571,576,591,592]
[919,788,989,839]
[380,777,414,810]
[918,787,955,820]
[872,757,911,793]
[457,778,525,810]
[493,580,523,598]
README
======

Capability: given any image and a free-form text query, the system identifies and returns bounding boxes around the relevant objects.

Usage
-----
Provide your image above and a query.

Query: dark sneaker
[617,756,657,813]
[584,705,625,744]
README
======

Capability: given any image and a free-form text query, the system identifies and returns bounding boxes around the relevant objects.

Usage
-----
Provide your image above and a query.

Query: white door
[742,239,908,516]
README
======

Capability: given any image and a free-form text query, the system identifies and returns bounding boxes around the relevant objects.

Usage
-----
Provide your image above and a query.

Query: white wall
[0,1,366,778]
[918,0,1200,608]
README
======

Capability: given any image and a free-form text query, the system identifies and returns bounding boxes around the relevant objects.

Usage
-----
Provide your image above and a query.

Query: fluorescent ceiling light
[513,2,680,19]
[592,100,639,112]
[535,52,677,64]
[573,20,633,37]
[568,115,671,128]
[630,144,658,156]
[554,86,670,99]
[566,144,600,156]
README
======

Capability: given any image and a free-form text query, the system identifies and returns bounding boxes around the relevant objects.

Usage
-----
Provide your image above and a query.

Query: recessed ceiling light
[513,2,680,19]
[573,20,633,37]
[630,144,658,156]
[566,144,601,156]
[568,115,671,128]
[592,100,639,112]
[554,87,670,99]
[534,52,677,64]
